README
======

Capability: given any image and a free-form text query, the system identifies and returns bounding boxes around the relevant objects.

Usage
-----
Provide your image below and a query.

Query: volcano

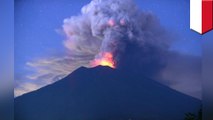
[15,66,201,120]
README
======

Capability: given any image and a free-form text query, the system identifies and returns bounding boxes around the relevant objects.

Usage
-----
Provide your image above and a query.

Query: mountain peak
[15,66,201,120]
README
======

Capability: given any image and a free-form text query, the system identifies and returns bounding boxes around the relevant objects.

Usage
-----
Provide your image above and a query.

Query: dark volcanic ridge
[15,66,201,120]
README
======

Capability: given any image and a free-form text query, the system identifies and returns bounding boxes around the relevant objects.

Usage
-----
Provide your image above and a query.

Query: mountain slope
[15,66,201,120]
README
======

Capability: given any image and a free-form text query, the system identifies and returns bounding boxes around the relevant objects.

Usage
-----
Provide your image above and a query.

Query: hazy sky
[14,0,203,97]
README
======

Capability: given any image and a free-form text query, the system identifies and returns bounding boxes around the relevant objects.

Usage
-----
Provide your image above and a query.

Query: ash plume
[63,0,171,73]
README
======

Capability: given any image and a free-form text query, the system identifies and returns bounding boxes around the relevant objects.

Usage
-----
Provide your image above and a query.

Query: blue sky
[15,0,203,97]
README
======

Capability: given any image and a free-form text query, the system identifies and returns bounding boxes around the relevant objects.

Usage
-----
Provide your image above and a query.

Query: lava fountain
[91,52,116,68]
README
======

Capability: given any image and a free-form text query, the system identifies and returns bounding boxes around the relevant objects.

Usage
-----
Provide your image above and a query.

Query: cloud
[61,0,172,76]
[15,55,93,97]
[157,53,202,99]
[25,56,91,82]
[14,83,42,97]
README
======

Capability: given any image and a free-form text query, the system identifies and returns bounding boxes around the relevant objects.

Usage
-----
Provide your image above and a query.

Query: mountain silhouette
[15,66,201,120]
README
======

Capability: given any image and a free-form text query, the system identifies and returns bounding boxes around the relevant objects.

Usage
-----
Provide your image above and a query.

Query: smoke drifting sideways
[15,0,201,99]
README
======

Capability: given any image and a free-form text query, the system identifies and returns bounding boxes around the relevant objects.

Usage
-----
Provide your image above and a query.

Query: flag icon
[190,0,213,34]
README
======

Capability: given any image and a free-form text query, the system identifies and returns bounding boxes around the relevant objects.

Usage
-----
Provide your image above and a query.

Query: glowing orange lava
[91,52,116,68]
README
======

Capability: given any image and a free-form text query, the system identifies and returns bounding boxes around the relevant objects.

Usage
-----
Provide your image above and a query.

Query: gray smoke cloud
[15,0,201,99]
[63,0,170,66]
